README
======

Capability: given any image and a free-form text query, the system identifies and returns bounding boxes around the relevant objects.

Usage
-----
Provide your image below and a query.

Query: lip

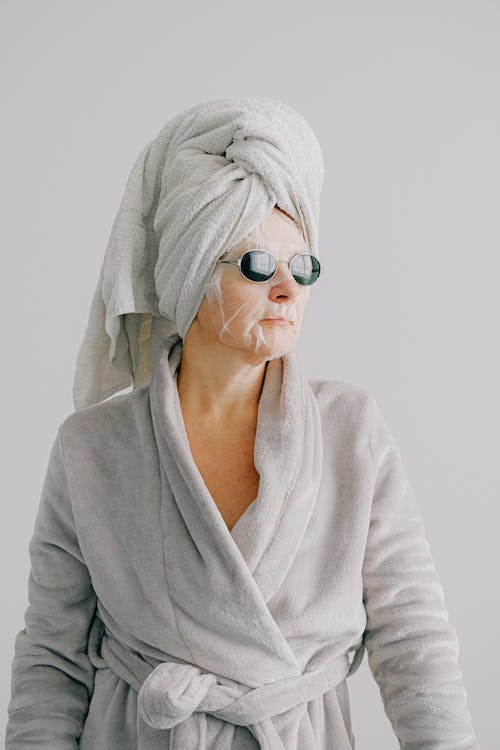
[261,318,292,325]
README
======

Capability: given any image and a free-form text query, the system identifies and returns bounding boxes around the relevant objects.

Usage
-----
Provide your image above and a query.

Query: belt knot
[138,661,239,730]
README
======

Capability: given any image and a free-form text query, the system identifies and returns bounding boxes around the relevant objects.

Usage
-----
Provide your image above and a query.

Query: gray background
[1,1,497,746]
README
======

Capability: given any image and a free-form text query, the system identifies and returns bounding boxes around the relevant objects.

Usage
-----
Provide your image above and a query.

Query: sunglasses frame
[216,249,321,285]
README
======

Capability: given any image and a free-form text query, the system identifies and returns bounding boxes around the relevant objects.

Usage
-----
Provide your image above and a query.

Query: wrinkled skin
[177,206,312,421]
[197,206,311,362]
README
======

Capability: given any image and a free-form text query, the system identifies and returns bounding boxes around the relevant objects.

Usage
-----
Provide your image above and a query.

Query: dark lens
[290,254,321,286]
[240,250,276,282]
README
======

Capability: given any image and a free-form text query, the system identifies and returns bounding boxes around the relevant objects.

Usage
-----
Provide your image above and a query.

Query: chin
[254,338,297,360]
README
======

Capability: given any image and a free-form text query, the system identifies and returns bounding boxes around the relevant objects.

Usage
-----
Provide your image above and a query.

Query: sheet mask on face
[197,206,314,362]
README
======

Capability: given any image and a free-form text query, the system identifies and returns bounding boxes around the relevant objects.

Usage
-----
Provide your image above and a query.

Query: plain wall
[1,1,497,746]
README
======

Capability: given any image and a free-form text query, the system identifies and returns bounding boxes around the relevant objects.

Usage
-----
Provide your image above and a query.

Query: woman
[5,97,481,749]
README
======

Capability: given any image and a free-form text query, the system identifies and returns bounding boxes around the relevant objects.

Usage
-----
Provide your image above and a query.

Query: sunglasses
[216,249,321,286]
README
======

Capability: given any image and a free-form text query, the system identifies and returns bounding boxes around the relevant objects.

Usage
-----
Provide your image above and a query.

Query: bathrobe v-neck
[150,335,324,612]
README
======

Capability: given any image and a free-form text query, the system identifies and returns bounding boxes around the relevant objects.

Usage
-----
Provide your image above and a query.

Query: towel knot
[224,137,267,180]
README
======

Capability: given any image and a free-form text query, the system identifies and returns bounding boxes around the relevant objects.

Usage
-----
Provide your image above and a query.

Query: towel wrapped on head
[72,96,325,412]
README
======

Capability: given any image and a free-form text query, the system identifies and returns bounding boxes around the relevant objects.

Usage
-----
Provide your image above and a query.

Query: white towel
[71,96,324,412]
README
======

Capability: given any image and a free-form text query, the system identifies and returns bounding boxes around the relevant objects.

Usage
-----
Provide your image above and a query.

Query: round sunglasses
[216,249,321,286]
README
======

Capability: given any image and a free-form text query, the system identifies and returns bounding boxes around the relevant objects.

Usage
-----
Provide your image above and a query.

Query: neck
[176,321,269,425]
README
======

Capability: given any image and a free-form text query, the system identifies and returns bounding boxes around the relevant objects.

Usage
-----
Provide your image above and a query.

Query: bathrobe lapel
[148,334,324,684]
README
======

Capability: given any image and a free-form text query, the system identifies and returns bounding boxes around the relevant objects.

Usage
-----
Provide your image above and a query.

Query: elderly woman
[5,97,480,750]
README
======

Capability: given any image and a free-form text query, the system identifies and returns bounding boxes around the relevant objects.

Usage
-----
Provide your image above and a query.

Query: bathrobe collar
[148,333,324,680]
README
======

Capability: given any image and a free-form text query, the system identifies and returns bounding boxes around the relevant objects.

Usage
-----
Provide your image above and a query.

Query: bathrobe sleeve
[361,398,481,750]
[5,426,97,750]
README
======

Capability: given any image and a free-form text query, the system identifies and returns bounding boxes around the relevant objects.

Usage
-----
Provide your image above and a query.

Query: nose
[267,259,301,301]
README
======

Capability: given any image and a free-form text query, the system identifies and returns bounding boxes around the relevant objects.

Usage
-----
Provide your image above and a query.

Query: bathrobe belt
[87,613,365,745]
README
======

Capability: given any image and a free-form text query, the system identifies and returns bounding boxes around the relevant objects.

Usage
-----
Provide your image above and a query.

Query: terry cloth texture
[71,96,324,412]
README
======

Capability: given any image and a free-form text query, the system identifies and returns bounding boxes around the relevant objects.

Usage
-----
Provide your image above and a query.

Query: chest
[182,416,260,532]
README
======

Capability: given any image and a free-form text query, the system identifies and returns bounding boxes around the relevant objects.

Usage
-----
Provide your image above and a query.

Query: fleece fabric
[6,336,481,749]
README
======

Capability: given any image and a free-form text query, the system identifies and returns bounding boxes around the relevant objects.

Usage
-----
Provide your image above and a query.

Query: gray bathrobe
[5,337,480,749]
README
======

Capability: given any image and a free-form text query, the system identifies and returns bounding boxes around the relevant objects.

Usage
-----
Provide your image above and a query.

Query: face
[194,206,312,361]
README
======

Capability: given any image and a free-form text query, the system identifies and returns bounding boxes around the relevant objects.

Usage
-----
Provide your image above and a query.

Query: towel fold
[72,97,324,412]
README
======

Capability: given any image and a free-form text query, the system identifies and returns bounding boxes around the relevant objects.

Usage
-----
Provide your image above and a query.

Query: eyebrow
[275,206,308,247]
[275,206,299,226]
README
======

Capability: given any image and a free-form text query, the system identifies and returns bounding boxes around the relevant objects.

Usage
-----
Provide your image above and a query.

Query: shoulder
[308,376,377,422]
[57,382,151,452]
[308,377,392,459]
